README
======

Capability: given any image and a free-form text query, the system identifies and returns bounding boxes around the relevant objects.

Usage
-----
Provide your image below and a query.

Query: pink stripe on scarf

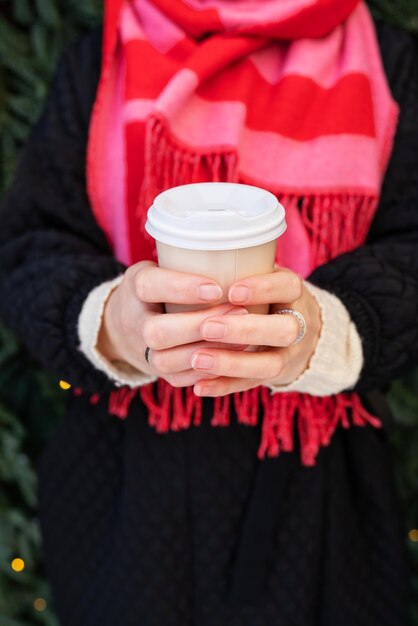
[122,93,383,192]
[240,129,382,192]
[248,3,367,87]
[123,0,186,52]
[99,54,131,264]
[118,2,396,197]
[123,99,156,121]
[87,47,130,265]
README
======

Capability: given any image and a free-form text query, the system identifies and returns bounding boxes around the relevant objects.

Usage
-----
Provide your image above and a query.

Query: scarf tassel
[140,117,378,267]
[83,119,382,466]
[97,382,382,467]
[139,116,239,227]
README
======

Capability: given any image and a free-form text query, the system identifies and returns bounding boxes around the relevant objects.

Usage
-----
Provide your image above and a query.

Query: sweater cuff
[77,276,157,388]
[268,282,364,396]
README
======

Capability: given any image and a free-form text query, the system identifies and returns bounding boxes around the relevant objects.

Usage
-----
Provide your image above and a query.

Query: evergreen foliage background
[0,1,417,623]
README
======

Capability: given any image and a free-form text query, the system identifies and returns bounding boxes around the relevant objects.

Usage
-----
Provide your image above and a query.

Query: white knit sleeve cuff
[77,276,157,389]
[268,282,364,396]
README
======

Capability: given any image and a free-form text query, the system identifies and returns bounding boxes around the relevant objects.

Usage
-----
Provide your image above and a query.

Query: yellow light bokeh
[59,380,71,390]
[34,597,47,612]
[408,529,418,542]
[11,558,25,572]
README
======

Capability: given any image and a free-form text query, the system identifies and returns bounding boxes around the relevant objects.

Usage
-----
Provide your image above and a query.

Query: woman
[0,0,417,624]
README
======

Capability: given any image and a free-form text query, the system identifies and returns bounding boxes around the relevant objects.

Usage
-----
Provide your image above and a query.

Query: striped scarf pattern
[86,0,398,465]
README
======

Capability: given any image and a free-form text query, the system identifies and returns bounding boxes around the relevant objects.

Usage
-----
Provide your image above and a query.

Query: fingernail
[198,284,223,301]
[194,383,213,396]
[194,384,202,396]
[192,353,214,370]
[202,321,225,339]
[225,307,248,315]
[229,285,250,303]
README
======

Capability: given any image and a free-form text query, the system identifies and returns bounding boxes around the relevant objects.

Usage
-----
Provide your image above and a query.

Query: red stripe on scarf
[125,39,376,139]
[151,0,361,40]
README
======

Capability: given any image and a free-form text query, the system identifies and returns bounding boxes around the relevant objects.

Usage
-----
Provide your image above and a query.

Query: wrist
[268,282,363,396]
[78,276,157,389]
[305,283,322,359]
[268,282,322,385]
[96,284,123,362]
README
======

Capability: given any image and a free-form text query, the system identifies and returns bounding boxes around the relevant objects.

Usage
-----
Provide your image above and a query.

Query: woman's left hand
[191,268,322,396]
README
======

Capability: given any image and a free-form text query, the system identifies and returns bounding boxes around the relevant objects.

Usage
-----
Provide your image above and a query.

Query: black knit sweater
[0,19,417,626]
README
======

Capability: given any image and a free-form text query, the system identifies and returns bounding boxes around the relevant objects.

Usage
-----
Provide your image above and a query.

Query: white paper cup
[145,182,287,314]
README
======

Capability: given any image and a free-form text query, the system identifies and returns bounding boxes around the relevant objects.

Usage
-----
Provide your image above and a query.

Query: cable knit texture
[77,275,157,388]
[269,282,363,395]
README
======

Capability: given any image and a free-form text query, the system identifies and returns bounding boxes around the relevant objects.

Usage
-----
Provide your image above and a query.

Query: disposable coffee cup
[145,182,287,314]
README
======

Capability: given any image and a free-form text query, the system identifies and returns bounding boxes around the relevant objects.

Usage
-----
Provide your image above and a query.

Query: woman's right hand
[97,261,248,387]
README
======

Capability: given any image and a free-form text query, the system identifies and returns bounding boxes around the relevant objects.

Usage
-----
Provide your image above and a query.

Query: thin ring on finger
[276,308,307,345]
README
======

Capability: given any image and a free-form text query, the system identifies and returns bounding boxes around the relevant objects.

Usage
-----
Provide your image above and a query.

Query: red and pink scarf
[86,0,398,465]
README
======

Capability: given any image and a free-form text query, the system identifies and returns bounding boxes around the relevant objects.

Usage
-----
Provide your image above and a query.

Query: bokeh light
[34,598,47,612]
[11,558,25,572]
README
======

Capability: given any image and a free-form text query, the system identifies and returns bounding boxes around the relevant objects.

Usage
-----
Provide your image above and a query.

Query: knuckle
[282,332,294,347]
[258,364,272,380]
[135,269,150,302]
[165,374,182,388]
[151,351,171,374]
[210,354,219,371]
[235,319,251,344]
[285,272,302,298]
[118,306,131,334]
[124,264,136,283]
[292,274,303,299]
[141,318,164,350]
[140,318,152,344]
[269,356,283,379]
[282,318,299,346]
[169,281,186,302]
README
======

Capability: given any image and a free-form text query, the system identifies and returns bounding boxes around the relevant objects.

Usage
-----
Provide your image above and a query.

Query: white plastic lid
[145,182,286,250]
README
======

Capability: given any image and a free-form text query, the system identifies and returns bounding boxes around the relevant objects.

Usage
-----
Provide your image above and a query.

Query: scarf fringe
[139,116,239,226]
[140,117,378,266]
[99,383,382,467]
[97,116,382,467]
[297,192,378,265]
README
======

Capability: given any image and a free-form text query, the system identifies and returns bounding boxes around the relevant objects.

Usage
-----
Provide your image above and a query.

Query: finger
[134,264,224,305]
[148,341,248,375]
[164,370,219,388]
[142,304,248,350]
[200,312,300,347]
[194,377,259,397]
[191,347,283,380]
[228,269,302,306]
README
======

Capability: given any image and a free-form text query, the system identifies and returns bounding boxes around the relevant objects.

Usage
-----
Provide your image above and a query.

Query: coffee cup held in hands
[145,182,287,314]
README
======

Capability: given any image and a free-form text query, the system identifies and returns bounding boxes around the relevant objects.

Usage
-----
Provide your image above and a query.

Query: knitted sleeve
[0,29,125,394]
[309,25,418,393]
[77,275,157,388]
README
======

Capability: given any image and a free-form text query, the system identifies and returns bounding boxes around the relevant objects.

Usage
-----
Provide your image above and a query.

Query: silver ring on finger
[276,308,307,345]
[144,345,152,365]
